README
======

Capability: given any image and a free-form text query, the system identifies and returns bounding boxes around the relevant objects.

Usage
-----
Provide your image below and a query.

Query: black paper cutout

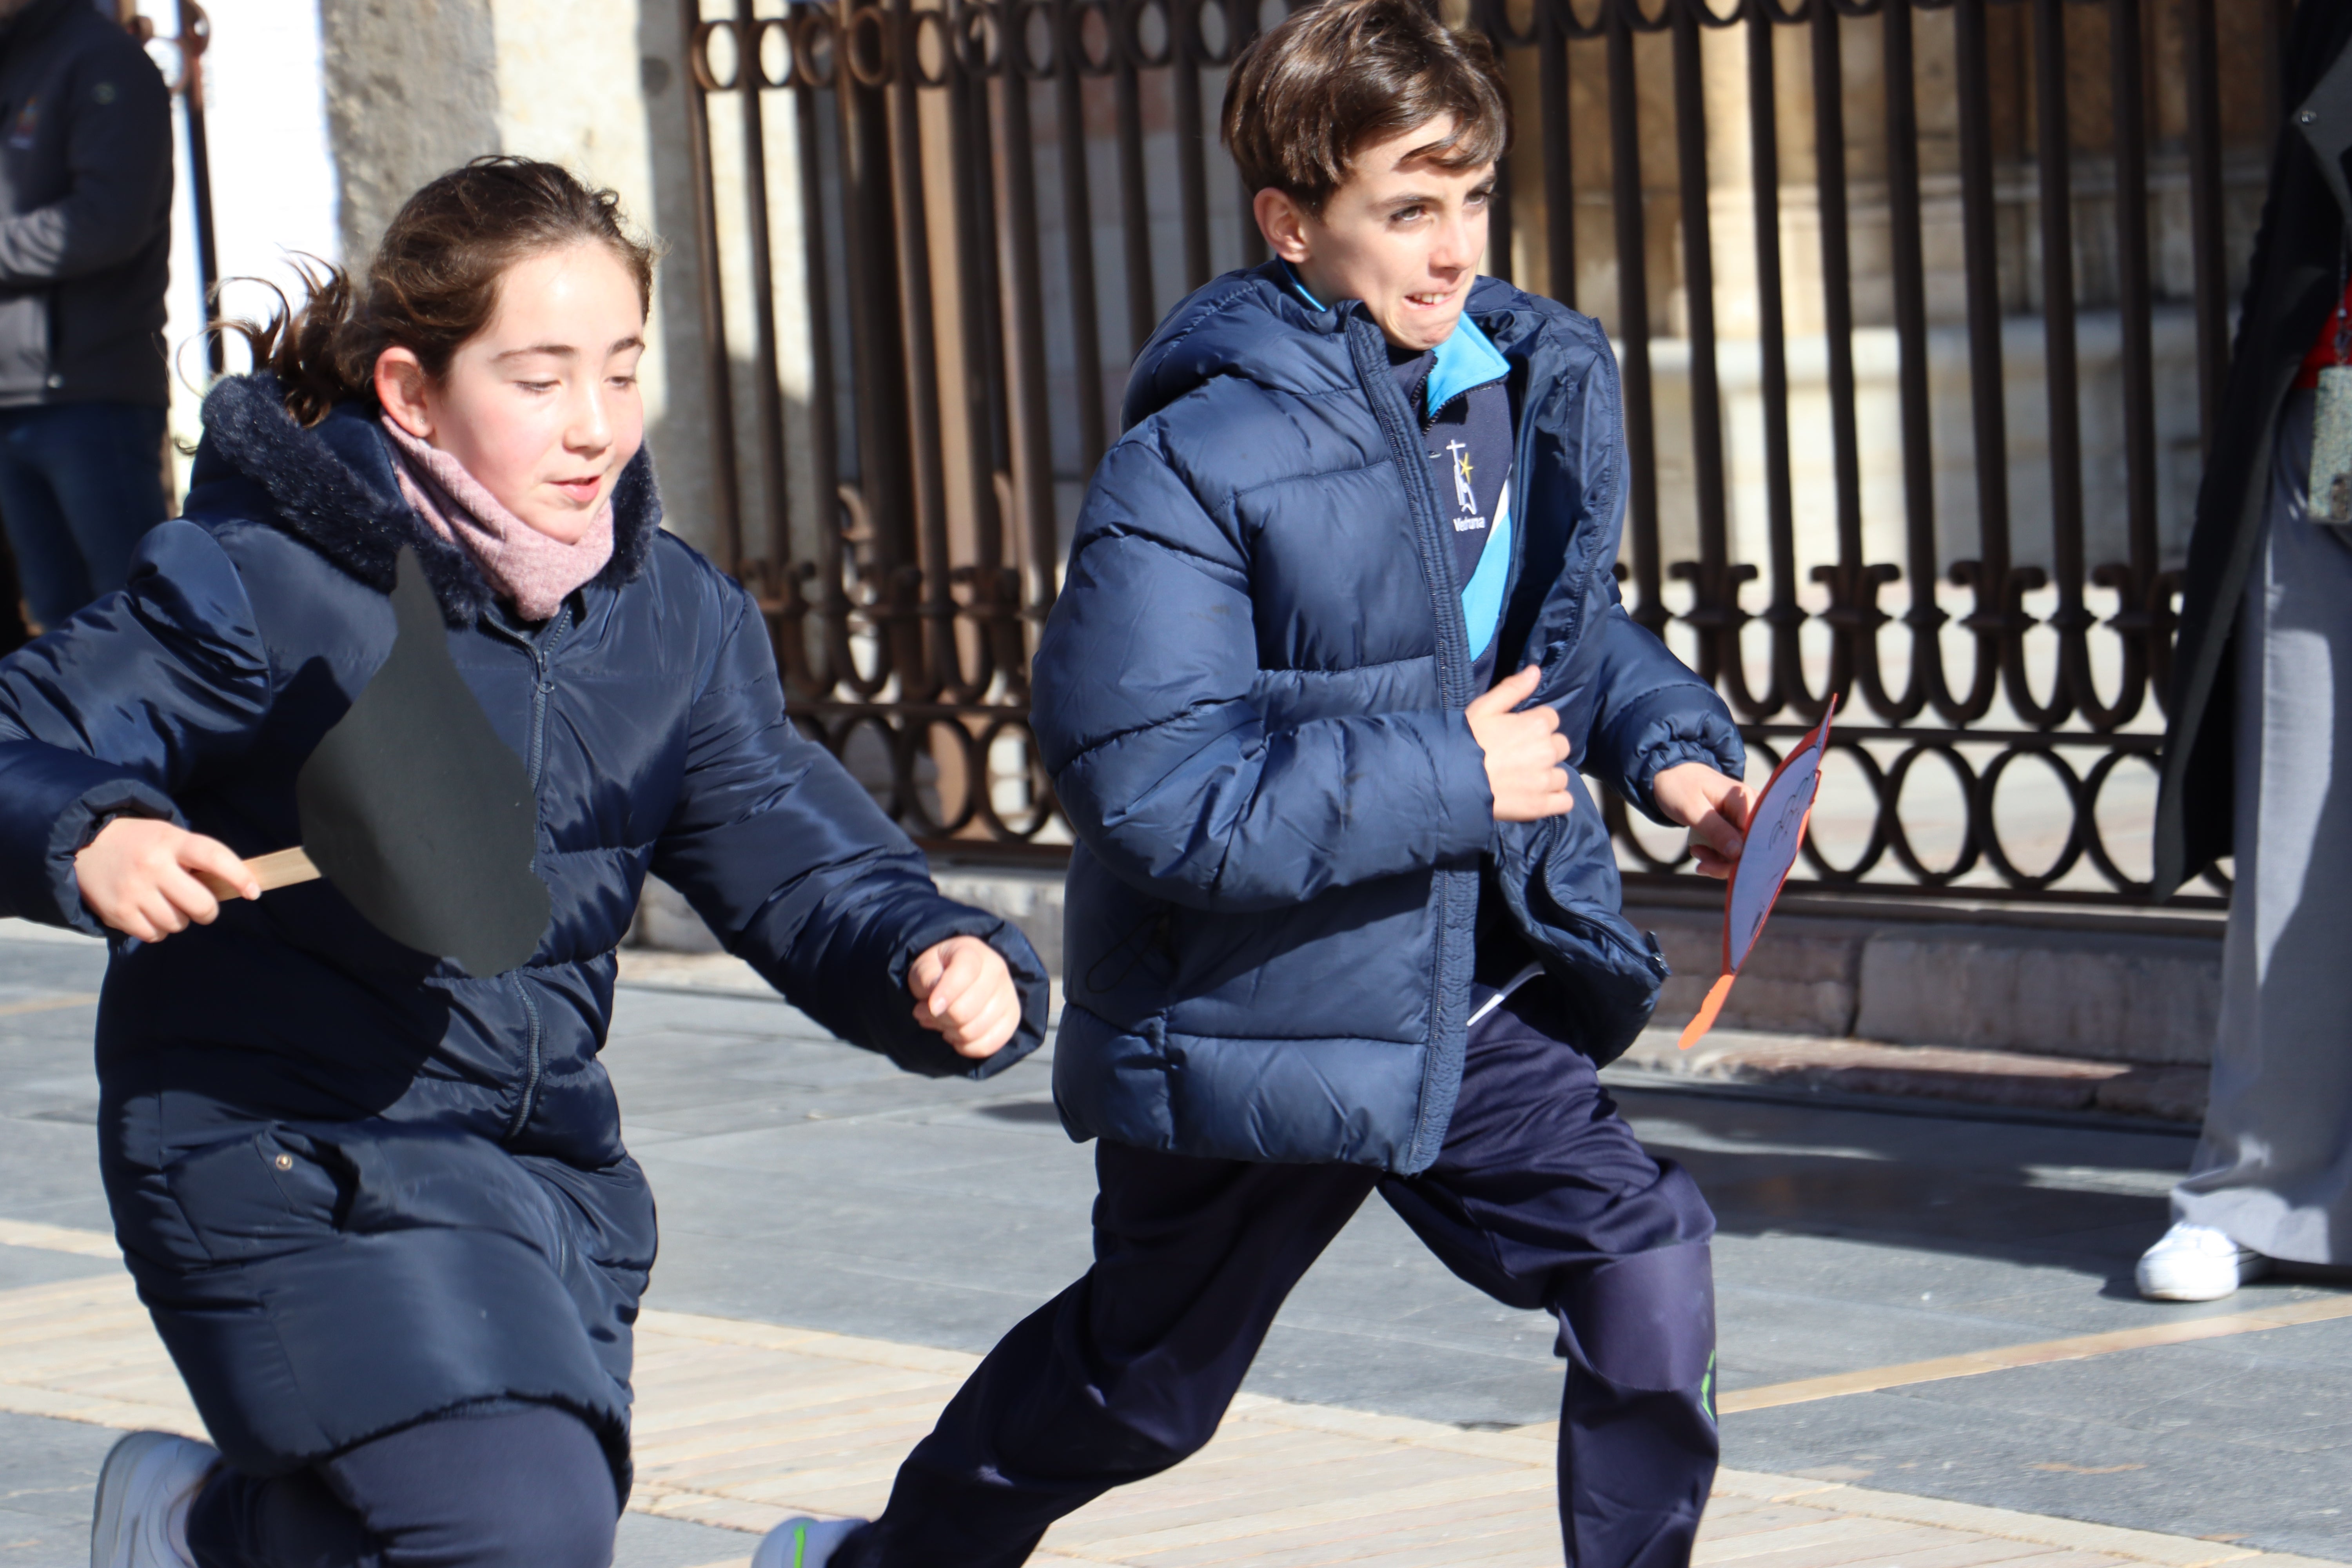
[296,546,552,976]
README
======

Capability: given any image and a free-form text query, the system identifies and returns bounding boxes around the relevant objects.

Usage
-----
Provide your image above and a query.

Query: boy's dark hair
[1220,0,1511,217]
[226,156,657,427]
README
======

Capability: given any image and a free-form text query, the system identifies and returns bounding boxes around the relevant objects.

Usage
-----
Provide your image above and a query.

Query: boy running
[766,2,1752,1562]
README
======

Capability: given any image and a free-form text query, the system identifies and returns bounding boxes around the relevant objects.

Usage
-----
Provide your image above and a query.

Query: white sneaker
[2136,1221,2270,1302]
[90,1431,219,1568]
[752,1516,869,1568]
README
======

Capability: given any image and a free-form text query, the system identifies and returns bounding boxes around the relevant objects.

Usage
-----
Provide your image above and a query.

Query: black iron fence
[679,0,2282,905]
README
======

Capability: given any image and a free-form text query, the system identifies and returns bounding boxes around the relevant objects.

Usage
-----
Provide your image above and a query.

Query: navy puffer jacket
[1036,265,1740,1174]
[0,375,1047,1486]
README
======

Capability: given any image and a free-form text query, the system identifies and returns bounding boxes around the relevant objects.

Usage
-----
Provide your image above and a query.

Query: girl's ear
[1255,188,1314,266]
[374,347,435,442]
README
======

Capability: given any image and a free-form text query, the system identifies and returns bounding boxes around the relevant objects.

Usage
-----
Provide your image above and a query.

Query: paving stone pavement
[3,925,2349,1564]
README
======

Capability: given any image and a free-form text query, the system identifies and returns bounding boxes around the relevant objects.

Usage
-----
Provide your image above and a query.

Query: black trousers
[853,984,1721,1567]
[185,1403,618,1568]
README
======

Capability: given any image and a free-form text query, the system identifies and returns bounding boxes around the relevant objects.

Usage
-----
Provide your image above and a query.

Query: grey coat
[0,0,172,409]
[2154,0,2352,897]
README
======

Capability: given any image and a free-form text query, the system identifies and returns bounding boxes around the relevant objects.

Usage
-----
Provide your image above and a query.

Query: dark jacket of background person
[2155,0,2352,898]
[0,0,171,408]
[1032,263,1742,1176]
[0,373,1050,1487]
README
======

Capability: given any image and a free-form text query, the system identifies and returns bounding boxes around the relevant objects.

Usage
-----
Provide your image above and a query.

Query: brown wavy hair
[1221,0,1511,218]
[226,156,657,428]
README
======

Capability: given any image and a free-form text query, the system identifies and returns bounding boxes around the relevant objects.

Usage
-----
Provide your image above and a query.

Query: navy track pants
[852,982,1721,1567]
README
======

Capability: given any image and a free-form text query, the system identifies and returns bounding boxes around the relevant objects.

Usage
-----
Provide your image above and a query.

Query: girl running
[0,156,1044,1568]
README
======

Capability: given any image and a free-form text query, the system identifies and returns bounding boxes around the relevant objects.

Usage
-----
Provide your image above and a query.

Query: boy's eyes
[1387,192,1491,225]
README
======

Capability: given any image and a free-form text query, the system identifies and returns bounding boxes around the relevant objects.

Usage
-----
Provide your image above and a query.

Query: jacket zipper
[1349,312,1481,1171]
[524,603,573,788]
[504,977,543,1142]
[481,601,572,1141]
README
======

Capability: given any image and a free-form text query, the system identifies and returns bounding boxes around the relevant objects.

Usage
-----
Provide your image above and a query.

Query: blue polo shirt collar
[1279,263,1509,416]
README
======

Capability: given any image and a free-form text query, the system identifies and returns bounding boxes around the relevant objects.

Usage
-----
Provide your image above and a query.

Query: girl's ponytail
[218,156,655,428]
[219,261,374,427]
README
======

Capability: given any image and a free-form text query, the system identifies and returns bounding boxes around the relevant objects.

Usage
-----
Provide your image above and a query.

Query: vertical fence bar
[1539,0,1574,307]
[791,57,852,693]
[733,0,795,582]
[1480,1,1512,284]
[174,0,223,379]
[1746,2,1804,716]
[2021,0,2079,730]
[2180,0,2227,456]
[1607,0,1665,635]
[1232,0,1269,266]
[949,34,1022,693]
[1172,0,1214,289]
[1112,41,1158,352]
[1054,0,1111,476]
[887,0,960,700]
[681,2,747,577]
[1875,0,1942,722]
[1947,0,2010,723]
[1809,0,1873,715]
[992,47,1065,627]
[2099,0,2155,728]
[1667,0,1741,690]
[839,2,923,691]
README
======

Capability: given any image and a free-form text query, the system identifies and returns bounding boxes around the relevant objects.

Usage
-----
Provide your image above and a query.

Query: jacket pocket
[1504,813,1670,1066]
[161,1128,345,1266]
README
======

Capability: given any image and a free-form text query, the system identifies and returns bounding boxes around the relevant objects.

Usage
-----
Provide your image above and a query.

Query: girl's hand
[74,818,259,942]
[909,935,1022,1060]
[1653,763,1753,879]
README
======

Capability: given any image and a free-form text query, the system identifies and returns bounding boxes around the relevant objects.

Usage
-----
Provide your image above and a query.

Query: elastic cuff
[46,779,182,936]
[891,916,1052,1082]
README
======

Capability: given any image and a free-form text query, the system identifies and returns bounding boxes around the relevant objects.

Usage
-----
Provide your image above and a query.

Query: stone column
[316,0,500,267]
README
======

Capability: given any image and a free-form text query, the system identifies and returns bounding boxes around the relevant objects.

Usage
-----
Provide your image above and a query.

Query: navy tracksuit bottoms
[851,982,1722,1568]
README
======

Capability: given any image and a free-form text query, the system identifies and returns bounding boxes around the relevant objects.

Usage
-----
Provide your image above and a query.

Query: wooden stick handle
[196,847,321,899]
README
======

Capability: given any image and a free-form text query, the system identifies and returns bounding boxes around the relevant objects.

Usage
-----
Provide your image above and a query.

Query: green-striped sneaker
[751,1516,867,1568]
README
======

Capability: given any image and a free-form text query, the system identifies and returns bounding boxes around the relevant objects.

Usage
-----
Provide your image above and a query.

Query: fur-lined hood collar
[186,372,662,627]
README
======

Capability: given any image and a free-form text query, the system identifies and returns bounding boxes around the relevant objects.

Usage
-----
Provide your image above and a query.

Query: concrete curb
[630,869,2229,1084]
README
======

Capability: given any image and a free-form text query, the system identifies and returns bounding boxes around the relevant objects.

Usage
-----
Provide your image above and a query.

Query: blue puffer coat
[0,375,1047,1486]
[1036,264,1740,1174]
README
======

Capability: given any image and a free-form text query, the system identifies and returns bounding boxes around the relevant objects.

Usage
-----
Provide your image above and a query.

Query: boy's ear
[1254,188,1315,265]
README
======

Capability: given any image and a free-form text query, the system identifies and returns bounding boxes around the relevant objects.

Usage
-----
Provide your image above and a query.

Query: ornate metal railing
[678,0,2280,904]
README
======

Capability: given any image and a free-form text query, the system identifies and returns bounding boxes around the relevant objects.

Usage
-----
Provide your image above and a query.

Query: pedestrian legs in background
[180,1402,619,1568]
[2153,389,2352,1301]
[0,401,167,631]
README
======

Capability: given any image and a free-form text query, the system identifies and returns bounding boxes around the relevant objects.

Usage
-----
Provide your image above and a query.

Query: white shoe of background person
[2136,1221,2271,1302]
[90,1431,220,1568]
[753,1516,869,1568]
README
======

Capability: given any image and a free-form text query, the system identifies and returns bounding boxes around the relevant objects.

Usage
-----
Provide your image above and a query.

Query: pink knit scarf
[379,417,615,622]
